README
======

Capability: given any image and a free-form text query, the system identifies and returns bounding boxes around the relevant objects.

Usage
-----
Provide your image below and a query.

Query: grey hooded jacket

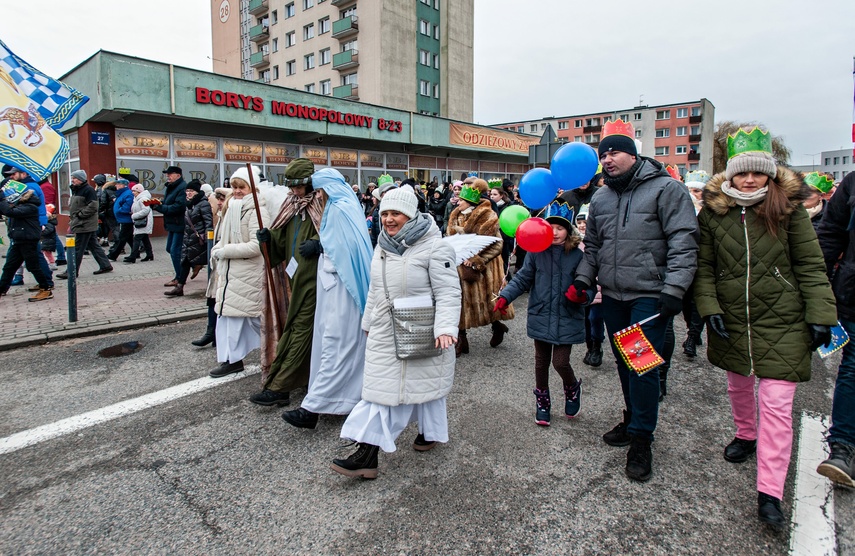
[575,157,699,301]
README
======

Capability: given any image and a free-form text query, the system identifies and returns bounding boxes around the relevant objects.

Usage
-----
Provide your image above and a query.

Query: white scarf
[805,202,822,219]
[721,181,768,207]
[219,197,245,246]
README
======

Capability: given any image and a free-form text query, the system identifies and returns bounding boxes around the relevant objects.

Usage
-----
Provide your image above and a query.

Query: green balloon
[499,205,530,237]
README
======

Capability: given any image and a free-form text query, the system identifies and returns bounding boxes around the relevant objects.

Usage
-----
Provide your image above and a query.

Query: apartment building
[818,148,855,182]
[493,99,716,175]
[210,0,474,121]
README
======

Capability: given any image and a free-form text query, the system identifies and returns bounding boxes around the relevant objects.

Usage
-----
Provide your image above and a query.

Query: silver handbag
[382,255,441,360]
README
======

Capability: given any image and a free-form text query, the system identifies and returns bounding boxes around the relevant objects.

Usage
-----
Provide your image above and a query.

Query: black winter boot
[331,443,379,479]
[456,330,469,357]
[589,341,603,367]
[757,492,786,530]
[625,436,653,482]
[192,326,216,347]
[682,334,697,358]
[582,339,593,365]
[817,442,855,487]
[603,410,632,446]
[533,387,551,426]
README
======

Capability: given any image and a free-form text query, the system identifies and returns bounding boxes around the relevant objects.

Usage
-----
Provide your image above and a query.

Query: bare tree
[713,121,792,174]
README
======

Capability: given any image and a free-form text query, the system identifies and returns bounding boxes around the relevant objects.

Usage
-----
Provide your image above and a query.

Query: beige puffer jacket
[214,195,268,318]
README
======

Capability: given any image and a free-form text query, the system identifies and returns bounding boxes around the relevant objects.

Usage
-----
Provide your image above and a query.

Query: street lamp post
[805,152,821,171]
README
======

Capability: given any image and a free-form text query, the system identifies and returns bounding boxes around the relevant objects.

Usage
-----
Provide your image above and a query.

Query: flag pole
[245,163,281,322]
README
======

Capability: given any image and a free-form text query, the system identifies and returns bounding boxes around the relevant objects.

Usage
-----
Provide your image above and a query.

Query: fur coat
[448,198,514,329]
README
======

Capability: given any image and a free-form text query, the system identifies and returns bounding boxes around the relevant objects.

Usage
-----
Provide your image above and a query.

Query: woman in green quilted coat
[694,127,837,531]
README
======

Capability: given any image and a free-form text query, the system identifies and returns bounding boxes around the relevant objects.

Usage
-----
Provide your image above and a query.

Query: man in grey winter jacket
[568,123,699,482]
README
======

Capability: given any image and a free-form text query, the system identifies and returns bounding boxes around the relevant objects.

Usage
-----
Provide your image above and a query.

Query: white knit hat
[229,165,263,187]
[380,185,418,219]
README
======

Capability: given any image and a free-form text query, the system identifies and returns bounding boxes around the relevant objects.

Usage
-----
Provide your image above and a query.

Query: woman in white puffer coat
[209,167,268,378]
[331,185,461,480]
[126,184,154,262]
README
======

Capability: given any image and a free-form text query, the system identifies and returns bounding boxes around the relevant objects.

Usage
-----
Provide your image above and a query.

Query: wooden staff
[245,163,281,322]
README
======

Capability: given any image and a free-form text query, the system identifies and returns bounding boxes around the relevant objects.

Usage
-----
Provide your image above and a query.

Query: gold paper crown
[727,127,773,159]
[602,119,635,138]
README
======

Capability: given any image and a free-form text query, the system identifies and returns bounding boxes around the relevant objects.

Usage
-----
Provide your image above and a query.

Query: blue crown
[467,171,479,178]
[545,200,574,226]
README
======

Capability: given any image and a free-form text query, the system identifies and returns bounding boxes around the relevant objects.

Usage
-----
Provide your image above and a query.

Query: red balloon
[515,217,553,253]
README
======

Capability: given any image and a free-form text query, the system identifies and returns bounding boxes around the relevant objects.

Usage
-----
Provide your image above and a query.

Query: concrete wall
[210,0,242,77]
[443,0,474,122]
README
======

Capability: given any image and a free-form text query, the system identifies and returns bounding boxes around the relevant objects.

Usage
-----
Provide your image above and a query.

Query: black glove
[298,239,323,258]
[256,228,271,244]
[572,279,589,292]
[658,293,683,318]
[808,324,832,352]
[707,314,729,339]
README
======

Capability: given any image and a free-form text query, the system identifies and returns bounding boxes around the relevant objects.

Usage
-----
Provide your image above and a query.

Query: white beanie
[229,165,263,187]
[200,183,213,196]
[725,152,776,181]
[380,185,418,219]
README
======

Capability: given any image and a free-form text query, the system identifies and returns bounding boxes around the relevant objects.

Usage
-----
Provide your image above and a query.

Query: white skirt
[215,316,261,363]
[340,397,448,453]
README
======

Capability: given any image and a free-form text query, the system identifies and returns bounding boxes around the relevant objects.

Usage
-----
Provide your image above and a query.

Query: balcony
[583,125,602,133]
[256,75,271,84]
[689,134,701,143]
[333,83,359,100]
[332,49,359,70]
[249,23,269,42]
[331,0,354,5]
[332,16,358,39]
[250,51,269,68]
[688,152,700,161]
[248,0,268,15]
[689,115,702,124]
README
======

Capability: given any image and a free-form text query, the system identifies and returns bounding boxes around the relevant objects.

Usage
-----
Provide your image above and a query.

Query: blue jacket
[500,238,591,345]
[112,186,134,224]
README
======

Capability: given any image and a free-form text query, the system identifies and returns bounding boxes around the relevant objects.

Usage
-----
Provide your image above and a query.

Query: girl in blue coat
[494,200,592,425]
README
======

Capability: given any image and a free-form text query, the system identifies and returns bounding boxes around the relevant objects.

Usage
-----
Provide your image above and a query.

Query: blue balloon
[519,168,559,210]
[550,142,599,190]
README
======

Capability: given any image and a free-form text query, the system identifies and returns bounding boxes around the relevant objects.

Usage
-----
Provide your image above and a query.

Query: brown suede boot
[164,285,184,297]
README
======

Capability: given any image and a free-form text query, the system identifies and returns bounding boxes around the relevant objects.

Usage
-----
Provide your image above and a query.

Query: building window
[584,134,600,144]
[558,121,568,130]
[656,110,670,120]
[271,38,279,52]
[272,65,279,80]
[676,108,688,118]
[286,31,296,47]
[574,120,582,128]
[341,6,356,18]
[434,84,440,99]
[304,23,314,40]
[676,145,687,155]
[433,25,440,40]
[530,124,538,133]
[419,49,430,66]
[541,123,547,130]
[833,171,840,179]
[655,146,670,156]
[342,72,357,85]
[319,17,330,34]
[342,39,357,51]
[271,10,278,24]
[259,69,270,83]
[655,128,670,138]
[419,20,430,35]
[433,54,440,69]
[824,157,831,165]
[517,126,524,133]
[619,114,629,122]
[419,80,430,96]
[420,0,430,4]
[676,126,686,136]
[303,0,314,9]
[305,83,315,93]
[320,48,330,65]
[304,53,315,70]
[635,129,642,138]
[634,113,642,120]
[320,79,331,95]
[585,117,600,126]
[573,136,582,142]
[691,106,701,117]
[834,157,840,165]
[844,156,850,164]
[690,144,700,154]
[434,0,439,7]
[285,2,295,17]
[286,60,296,75]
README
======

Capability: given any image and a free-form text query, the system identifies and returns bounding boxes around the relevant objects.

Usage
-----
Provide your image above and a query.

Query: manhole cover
[98,341,144,357]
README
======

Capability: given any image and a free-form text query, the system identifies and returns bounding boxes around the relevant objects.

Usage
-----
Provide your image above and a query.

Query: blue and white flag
[0,39,88,179]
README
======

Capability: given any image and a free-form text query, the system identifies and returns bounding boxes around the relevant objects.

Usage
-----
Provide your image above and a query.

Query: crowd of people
[1,123,853,534]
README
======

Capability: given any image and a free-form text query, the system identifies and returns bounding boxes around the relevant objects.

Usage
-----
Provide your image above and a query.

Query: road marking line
[0,365,261,456]
[789,412,836,556]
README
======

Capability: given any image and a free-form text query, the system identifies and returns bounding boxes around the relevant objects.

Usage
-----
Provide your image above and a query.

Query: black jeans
[129,234,153,260]
[73,231,112,276]
[0,240,48,292]
[108,223,134,259]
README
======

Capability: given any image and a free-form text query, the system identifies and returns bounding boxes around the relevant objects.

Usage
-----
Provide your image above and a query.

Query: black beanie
[186,179,202,192]
[598,134,637,158]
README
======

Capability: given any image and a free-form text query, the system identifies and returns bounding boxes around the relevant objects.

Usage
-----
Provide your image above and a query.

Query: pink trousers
[726,371,797,500]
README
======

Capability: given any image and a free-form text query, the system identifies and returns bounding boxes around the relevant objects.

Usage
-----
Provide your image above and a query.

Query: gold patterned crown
[602,119,635,138]
[804,171,834,194]
[727,127,772,160]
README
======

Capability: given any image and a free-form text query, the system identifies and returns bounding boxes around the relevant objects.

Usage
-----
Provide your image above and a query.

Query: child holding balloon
[493,200,593,425]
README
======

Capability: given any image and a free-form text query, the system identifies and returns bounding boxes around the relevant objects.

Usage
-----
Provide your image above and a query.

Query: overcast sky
[4,0,854,166]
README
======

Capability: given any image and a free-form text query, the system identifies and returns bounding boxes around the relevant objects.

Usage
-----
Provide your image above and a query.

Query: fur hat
[725,152,776,181]
[229,165,262,188]
[380,185,418,219]
[71,169,87,182]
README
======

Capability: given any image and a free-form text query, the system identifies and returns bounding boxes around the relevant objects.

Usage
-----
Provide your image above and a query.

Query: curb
[0,309,207,352]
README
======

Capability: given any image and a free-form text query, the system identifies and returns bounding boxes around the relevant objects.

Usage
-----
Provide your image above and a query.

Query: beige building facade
[210,0,473,121]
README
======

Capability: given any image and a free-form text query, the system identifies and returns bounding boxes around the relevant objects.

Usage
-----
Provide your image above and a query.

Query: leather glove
[658,293,683,318]
[808,324,832,352]
[256,228,271,244]
[493,297,509,315]
[298,239,323,258]
[707,314,729,339]
[565,281,588,304]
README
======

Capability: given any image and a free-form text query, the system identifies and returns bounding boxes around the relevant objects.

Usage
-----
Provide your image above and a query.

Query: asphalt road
[0,295,852,555]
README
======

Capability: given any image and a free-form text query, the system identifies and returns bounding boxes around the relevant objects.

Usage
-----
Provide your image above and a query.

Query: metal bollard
[66,235,77,322]
[207,229,214,278]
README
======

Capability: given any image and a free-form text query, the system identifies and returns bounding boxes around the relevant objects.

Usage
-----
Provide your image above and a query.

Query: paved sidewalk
[0,235,208,350]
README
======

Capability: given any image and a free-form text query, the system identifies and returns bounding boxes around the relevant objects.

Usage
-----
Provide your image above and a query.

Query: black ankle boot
[603,410,632,446]
[757,492,786,530]
[582,339,593,365]
[282,407,319,429]
[625,436,653,482]
[589,341,603,367]
[490,320,509,347]
[682,334,697,358]
[331,443,379,479]
[724,437,757,463]
[192,326,216,347]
